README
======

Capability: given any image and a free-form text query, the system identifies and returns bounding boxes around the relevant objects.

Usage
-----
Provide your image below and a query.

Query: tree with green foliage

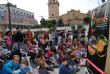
[46,20,56,29]
[40,18,56,29]
[58,18,64,27]
[40,18,46,27]
[83,16,91,24]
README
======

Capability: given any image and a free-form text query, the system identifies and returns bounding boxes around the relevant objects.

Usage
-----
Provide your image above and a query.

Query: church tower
[48,0,59,21]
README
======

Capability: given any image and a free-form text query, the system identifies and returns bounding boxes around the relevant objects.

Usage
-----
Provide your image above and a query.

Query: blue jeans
[17,42,22,50]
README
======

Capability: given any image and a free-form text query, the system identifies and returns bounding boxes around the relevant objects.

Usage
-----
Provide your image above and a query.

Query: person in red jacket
[27,29,33,42]
[47,49,53,58]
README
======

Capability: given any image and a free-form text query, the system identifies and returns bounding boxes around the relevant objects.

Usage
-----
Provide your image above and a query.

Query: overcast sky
[1,0,103,22]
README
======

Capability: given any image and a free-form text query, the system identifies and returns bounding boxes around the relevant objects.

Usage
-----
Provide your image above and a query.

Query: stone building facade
[48,0,59,21]
[0,3,37,32]
[60,9,87,25]
[48,0,87,25]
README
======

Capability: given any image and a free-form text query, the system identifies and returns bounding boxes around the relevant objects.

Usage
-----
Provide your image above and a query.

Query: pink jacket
[32,68,39,74]
[5,36,12,47]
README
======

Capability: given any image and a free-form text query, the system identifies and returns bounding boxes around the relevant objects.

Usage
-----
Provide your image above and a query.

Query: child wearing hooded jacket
[13,58,30,74]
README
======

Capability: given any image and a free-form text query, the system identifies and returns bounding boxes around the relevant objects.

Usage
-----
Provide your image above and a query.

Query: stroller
[0,39,12,62]
[0,48,11,63]
[10,48,33,74]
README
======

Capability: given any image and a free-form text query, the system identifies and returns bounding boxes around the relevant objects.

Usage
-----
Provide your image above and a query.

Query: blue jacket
[68,59,77,73]
[20,66,30,74]
[3,60,20,74]
[0,69,3,74]
[59,64,74,74]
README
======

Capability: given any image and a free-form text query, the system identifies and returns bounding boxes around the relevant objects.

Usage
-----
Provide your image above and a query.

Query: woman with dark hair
[31,38,38,52]
[21,39,35,62]
[21,39,30,54]
[5,31,12,50]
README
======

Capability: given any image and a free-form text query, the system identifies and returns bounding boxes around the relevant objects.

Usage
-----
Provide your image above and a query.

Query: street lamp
[6,0,12,32]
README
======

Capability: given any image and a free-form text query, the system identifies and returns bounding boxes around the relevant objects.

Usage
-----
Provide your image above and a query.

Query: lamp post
[7,0,12,32]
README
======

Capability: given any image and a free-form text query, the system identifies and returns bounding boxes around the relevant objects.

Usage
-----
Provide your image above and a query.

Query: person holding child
[13,58,30,74]
[3,55,20,74]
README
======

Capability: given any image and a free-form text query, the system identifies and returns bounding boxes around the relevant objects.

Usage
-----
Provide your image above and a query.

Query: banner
[87,2,109,74]
[3,9,8,23]
[0,8,4,21]
[0,8,4,16]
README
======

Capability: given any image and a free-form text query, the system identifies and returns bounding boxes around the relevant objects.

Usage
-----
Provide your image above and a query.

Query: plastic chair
[20,49,32,72]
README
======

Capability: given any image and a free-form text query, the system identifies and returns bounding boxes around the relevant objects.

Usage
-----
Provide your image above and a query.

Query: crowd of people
[0,28,87,74]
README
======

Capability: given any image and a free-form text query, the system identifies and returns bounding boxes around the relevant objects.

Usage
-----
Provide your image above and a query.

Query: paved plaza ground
[53,67,87,74]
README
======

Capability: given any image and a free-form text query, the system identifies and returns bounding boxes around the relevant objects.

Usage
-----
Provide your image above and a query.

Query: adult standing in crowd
[5,31,12,50]
[27,29,33,42]
[49,32,52,47]
[51,32,56,48]
[15,28,23,50]
[65,32,72,48]
[12,31,18,50]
